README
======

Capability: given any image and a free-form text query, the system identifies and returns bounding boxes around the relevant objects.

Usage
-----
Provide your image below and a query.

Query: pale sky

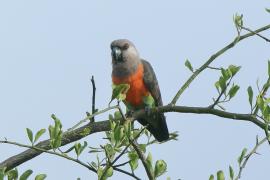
[0,0,269,179]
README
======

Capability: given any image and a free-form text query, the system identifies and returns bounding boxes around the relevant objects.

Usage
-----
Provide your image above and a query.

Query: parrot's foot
[144,106,152,117]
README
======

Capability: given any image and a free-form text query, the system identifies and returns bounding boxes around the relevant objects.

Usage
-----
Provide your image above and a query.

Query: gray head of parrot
[110,39,141,77]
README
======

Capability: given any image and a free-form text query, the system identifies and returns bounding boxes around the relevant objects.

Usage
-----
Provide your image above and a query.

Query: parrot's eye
[122,43,129,50]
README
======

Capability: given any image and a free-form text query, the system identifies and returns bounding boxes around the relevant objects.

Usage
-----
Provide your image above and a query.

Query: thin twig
[68,105,118,131]
[91,76,96,123]
[242,26,270,42]
[113,167,141,180]
[207,66,222,70]
[235,136,267,180]
[113,160,131,168]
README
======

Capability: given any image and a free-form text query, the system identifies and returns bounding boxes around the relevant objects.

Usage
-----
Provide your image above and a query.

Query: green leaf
[74,141,88,157]
[184,59,194,72]
[143,94,155,108]
[238,148,248,165]
[115,126,124,147]
[257,96,265,112]
[129,159,138,171]
[109,114,114,121]
[128,151,139,171]
[114,111,122,120]
[124,121,132,138]
[74,143,81,157]
[0,169,4,180]
[34,129,46,143]
[105,167,113,178]
[247,86,253,107]
[19,170,33,180]
[146,152,153,173]
[26,128,33,144]
[97,167,103,179]
[48,125,54,139]
[218,77,227,91]
[229,165,234,180]
[104,144,115,160]
[49,116,63,149]
[35,174,47,180]
[128,151,139,160]
[266,8,270,13]
[138,144,147,153]
[217,170,225,180]
[209,174,214,180]
[221,68,229,80]
[154,160,167,178]
[110,84,130,103]
[215,81,220,93]
[228,65,241,77]
[233,13,243,29]
[228,85,240,99]
[263,105,270,122]
[7,169,18,180]
[53,132,62,149]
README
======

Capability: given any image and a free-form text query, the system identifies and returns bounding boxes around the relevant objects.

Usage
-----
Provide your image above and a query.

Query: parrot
[110,39,169,142]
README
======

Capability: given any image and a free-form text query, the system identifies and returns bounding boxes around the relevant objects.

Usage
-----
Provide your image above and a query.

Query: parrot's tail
[138,113,169,142]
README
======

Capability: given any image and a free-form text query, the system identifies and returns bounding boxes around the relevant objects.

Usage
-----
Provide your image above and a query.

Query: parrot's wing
[141,59,169,142]
[141,60,163,106]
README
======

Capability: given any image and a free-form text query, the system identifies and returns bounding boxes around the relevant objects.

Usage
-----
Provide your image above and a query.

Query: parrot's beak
[112,47,122,62]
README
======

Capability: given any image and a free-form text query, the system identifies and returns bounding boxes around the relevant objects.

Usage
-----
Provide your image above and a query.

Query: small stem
[113,160,131,168]
[91,76,96,123]
[207,66,222,70]
[235,136,267,180]
[113,167,141,180]
[242,26,270,42]
[68,105,118,131]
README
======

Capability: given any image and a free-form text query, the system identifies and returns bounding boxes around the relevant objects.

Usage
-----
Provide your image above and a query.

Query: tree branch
[242,26,270,42]
[170,24,270,105]
[130,139,154,180]
[235,136,267,180]
[0,139,96,173]
[0,104,268,171]
[0,120,110,171]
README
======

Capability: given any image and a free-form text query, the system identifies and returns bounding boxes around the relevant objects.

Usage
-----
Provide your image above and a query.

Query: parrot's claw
[144,107,152,117]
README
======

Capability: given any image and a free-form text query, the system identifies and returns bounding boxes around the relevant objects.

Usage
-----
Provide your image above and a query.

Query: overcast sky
[0,0,269,179]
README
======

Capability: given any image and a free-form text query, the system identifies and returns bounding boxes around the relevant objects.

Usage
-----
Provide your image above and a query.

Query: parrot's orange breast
[112,63,149,107]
